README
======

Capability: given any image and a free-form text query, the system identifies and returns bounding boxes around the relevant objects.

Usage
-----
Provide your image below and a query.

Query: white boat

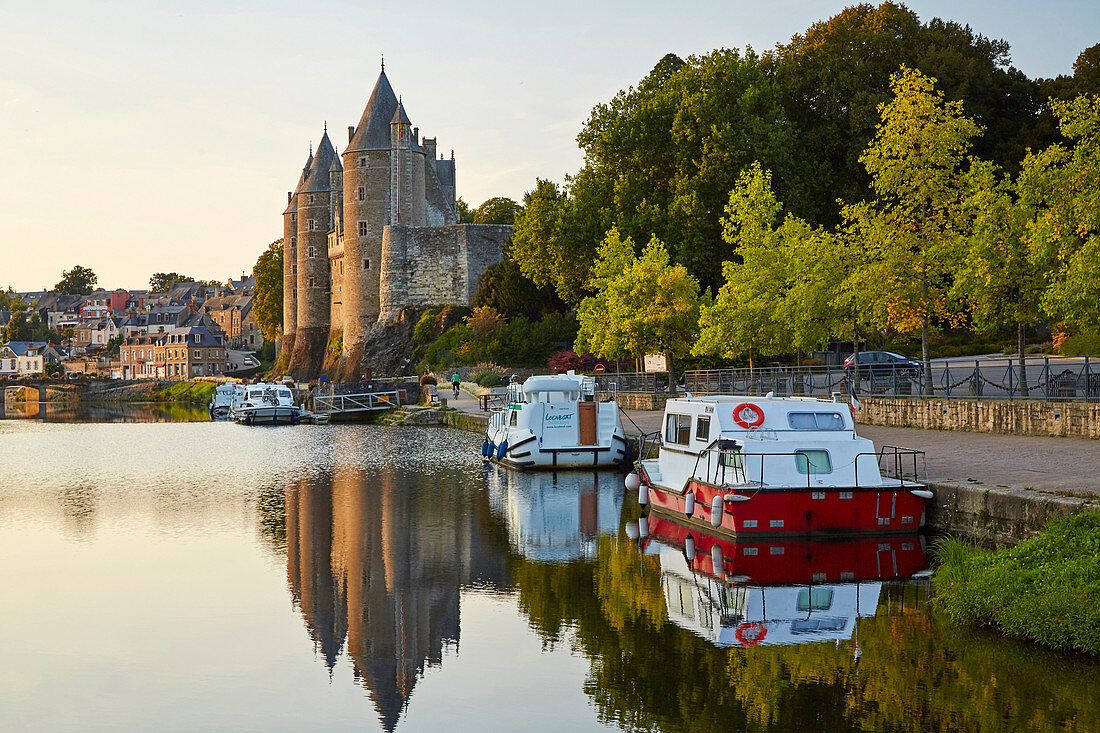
[208,383,236,420]
[634,394,931,536]
[230,382,302,425]
[484,373,628,469]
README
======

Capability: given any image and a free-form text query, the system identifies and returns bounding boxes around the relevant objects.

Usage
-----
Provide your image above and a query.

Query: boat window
[509,410,518,427]
[788,412,846,430]
[796,587,834,611]
[795,450,832,474]
[278,390,292,399]
[665,414,691,445]
[695,415,710,441]
[720,449,743,470]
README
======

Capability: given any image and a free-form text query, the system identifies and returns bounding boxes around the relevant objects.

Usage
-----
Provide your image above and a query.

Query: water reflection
[2,401,209,422]
[284,438,511,732]
[484,465,625,562]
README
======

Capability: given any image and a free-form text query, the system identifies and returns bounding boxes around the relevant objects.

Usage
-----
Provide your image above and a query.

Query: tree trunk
[922,316,932,396]
[1018,321,1029,398]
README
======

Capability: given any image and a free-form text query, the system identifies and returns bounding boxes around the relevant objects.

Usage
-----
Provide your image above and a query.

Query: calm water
[1,415,1098,732]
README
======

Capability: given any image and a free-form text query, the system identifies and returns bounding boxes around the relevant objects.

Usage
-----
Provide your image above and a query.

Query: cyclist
[451,371,461,399]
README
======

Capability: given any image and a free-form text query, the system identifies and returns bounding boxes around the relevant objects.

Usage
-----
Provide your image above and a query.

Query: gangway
[312,388,403,417]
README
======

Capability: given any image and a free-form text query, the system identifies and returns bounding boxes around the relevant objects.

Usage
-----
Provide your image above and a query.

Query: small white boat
[484,373,627,470]
[209,383,236,420]
[230,382,302,425]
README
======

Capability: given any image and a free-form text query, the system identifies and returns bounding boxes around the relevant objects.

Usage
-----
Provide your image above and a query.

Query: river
[1,412,1097,732]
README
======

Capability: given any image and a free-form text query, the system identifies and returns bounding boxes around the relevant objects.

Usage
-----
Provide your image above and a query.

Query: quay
[435,385,1098,544]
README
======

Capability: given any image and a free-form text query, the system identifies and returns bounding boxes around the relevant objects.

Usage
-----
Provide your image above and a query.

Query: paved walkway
[452,388,1100,498]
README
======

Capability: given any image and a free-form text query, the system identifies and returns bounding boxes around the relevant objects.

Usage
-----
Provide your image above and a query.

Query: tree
[455,197,476,223]
[474,197,522,225]
[4,311,30,342]
[576,229,701,383]
[54,265,97,295]
[472,252,565,319]
[0,287,28,313]
[852,66,981,393]
[953,159,1044,394]
[149,272,195,293]
[252,240,283,343]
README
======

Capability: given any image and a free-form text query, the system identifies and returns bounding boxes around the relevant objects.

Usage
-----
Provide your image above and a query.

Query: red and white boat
[629,513,928,647]
[631,394,932,537]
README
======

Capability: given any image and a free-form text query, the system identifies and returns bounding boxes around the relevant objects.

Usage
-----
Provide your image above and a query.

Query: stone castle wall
[378,224,510,319]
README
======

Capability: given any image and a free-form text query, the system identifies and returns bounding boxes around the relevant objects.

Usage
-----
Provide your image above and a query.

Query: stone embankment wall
[597,391,670,411]
[926,481,1095,543]
[855,397,1100,439]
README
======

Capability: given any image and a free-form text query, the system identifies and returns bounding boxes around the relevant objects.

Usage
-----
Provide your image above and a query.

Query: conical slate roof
[283,150,312,214]
[347,70,400,152]
[301,132,337,192]
[390,100,411,126]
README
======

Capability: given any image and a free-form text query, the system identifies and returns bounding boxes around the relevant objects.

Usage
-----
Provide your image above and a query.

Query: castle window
[308,194,316,204]
[363,259,370,270]
[358,221,368,236]
[358,157,367,168]
[308,277,316,287]
[308,246,315,258]
[291,213,296,223]
[290,236,296,248]
[307,219,317,231]
[357,186,365,202]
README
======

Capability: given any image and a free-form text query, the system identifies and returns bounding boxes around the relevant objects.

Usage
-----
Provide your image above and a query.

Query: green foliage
[413,308,441,344]
[455,197,476,223]
[251,240,283,342]
[1061,331,1100,357]
[576,229,701,365]
[419,309,577,370]
[472,252,566,319]
[54,265,97,295]
[149,272,195,293]
[326,332,343,357]
[149,380,217,403]
[3,311,61,344]
[934,512,1100,654]
[105,334,124,356]
[0,287,28,312]
[473,196,521,225]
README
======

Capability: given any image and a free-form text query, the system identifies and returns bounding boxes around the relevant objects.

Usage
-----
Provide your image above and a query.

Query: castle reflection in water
[283,456,512,731]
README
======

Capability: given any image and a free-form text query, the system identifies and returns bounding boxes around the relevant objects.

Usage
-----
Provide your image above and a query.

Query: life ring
[735,622,768,646]
[732,402,765,429]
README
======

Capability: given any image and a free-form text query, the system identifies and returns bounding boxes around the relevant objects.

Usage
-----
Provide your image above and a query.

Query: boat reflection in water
[633,514,928,648]
[484,464,625,562]
[283,435,510,732]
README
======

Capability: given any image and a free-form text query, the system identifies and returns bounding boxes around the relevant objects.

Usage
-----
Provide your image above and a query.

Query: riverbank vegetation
[934,512,1100,654]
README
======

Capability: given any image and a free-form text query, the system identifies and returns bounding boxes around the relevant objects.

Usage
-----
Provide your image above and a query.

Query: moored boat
[632,394,931,537]
[209,383,236,420]
[230,382,302,425]
[484,373,628,470]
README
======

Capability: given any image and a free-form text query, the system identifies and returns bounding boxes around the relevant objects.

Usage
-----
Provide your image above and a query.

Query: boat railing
[688,445,926,490]
[637,430,664,461]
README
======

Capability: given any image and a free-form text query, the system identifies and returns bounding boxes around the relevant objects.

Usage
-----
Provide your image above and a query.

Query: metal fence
[600,356,1100,401]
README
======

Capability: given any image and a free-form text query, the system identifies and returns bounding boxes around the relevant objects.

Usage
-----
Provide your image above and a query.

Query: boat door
[578,401,597,445]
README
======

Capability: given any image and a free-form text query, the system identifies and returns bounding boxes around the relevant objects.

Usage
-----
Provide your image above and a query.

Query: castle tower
[389,99,426,227]
[328,150,345,333]
[341,68,400,378]
[288,131,337,377]
[280,150,311,364]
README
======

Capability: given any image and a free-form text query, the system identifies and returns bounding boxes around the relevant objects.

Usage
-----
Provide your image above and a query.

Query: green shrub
[326,333,343,357]
[1061,332,1100,357]
[934,512,1100,654]
[413,308,440,344]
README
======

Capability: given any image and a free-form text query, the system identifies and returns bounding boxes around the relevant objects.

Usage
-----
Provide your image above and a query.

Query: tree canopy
[252,240,283,343]
[149,272,195,293]
[54,266,97,295]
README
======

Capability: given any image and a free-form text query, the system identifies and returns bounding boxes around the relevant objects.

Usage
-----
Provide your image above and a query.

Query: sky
[0,0,1096,292]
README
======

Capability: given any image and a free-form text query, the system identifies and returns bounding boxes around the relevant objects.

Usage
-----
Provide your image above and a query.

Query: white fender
[710,495,724,528]
[685,535,696,562]
[638,516,649,539]
[625,521,639,540]
[638,483,649,506]
[625,472,642,491]
[910,489,934,500]
[724,494,750,502]
[710,543,724,577]
[684,491,695,517]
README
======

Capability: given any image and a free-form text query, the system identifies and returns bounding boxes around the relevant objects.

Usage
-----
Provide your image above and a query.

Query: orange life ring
[735,622,768,646]
[732,402,765,429]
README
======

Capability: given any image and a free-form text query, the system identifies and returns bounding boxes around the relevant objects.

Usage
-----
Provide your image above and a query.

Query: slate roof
[5,341,49,356]
[301,132,338,193]
[346,70,400,153]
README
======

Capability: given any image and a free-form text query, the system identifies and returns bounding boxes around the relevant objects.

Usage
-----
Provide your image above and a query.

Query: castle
[281,65,511,379]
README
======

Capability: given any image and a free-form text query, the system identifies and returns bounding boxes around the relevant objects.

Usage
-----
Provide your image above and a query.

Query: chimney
[348,126,355,143]
[287,192,292,204]
[413,127,419,144]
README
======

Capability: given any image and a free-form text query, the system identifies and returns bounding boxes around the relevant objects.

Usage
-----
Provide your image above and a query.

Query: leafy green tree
[105,334,125,356]
[952,160,1044,394]
[455,197,476,223]
[851,66,981,393]
[472,252,565,319]
[54,265,97,295]
[474,197,521,225]
[4,311,30,342]
[1020,95,1100,335]
[251,240,283,343]
[148,272,194,293]
[0,287,28,313]
[576,230,701,383]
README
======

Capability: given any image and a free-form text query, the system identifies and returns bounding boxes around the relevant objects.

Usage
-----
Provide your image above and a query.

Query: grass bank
[934,512,1100,654]
[150,381,216,403]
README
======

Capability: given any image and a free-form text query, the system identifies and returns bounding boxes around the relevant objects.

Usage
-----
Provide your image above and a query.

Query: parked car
[844,351,923,379]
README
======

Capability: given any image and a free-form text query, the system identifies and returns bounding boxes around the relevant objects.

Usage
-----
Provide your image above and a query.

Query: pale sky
[0,0,1095,292]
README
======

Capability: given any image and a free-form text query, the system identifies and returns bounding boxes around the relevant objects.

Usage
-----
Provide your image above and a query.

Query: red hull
[645,514,927,584]
[642,472,928,537]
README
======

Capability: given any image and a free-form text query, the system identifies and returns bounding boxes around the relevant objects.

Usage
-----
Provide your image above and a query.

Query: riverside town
[4,2,1100,731]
